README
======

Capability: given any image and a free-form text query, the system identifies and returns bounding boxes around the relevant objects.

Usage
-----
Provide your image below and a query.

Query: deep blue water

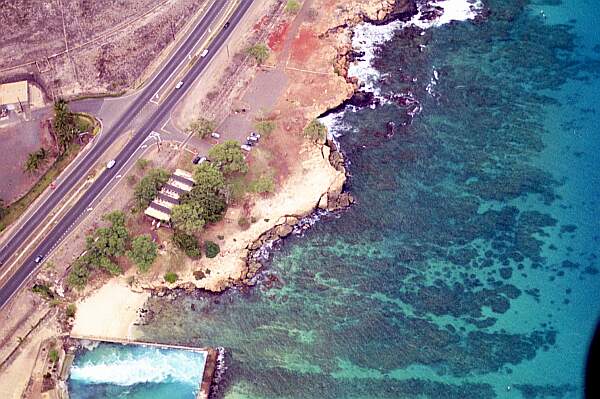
[140,0,600,398]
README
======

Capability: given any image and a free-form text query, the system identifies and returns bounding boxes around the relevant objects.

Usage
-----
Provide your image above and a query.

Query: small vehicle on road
[200,49,209,58]
[241,144,252,152]
[175,81,184,89]
[106,160,116,169]
[223,21,231,29]
[34,255,43,263]
[192,155,207,165]
[211,132,221,139]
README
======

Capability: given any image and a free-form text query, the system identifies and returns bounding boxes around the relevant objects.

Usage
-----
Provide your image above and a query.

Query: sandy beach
[70,279,149,340]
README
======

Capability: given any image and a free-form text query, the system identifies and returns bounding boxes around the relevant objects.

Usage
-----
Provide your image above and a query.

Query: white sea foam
[347,0,483,96]
[70,347,205,386]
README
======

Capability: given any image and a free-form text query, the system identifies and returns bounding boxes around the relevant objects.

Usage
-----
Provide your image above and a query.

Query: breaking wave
[70,346,205,386]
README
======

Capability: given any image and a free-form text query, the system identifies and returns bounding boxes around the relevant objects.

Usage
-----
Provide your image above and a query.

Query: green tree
[189,118,216,139]
[164,272,178,284]
[48,348,59,363]
[285,0,301,13]
[127,235,158,273]
[204,240,220,258]
[193,163,225,193]
[255,120,276,136]
[172,230,201,258]
[67,259,90,290]
[23,147,49,173]
[133,168,170,208]
[246,44,270,65]
[303,119,327,142]
[171,203,206,234]
[53,99,77,154]
[208,140,248,175]
[185,189,227,223]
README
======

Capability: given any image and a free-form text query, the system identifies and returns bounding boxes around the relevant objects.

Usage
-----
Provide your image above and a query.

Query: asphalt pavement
[0,0,255,309]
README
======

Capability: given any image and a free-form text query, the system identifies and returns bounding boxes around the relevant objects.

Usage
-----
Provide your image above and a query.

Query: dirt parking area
[0,113,54,204]
[0,0,208,98]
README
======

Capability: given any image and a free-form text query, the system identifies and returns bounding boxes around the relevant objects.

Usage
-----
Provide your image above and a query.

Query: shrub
[238,217,250,230]
[48,348,59,363]
[66,304,77,318]
[67,261,90,290]
[285,0,301,13]
[136,158,150,171]
[32,284,54,299]
[172,231,201,258]
[251,175,275,194]
[246,44,270,65]
[303,119,327,142]
[189,118,216,139]
[204,240,220,258]
[255,120,276,136]
[164,272,178,284]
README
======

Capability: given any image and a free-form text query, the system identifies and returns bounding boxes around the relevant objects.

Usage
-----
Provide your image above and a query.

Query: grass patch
[0,143,81,232]
[164,272,178,284]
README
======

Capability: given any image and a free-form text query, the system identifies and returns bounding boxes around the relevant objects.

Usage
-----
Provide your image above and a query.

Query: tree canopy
[23,148,48,174]
[208,140,248,175]
[171,202,206,234]
[193,162,225,193]
[133,168,170,208]
[53,99,78,154]
[188,117,216,138]
[127,235,158,273]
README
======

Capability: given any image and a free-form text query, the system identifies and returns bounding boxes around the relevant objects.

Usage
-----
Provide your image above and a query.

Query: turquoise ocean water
[67,343,206,398]
[136,0,600,397]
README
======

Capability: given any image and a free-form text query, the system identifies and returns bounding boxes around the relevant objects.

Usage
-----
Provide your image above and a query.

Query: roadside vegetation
[285,0,301,13]
[246,43,270,65]
[67,211,159,290]
[0,99,98,232]
[254,120,276,136]
[188,117,216,138]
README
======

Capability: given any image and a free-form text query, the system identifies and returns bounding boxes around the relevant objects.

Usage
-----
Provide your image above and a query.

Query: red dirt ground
[290,26,319,65]
[267,21,290,52]
[253,15,269,32]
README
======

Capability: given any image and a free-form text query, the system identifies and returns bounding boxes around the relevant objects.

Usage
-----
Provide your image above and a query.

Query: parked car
[245,140,255,147]
[250,132,261,139]
[247,136,259,143]
[175,81,184,89]
[192,155,207,164]
[34,255,43,263]
[241,144,252,152]
[106,160,116,169]
[211,132,221,139]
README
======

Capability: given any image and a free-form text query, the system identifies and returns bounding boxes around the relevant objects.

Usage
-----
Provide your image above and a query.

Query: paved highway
[0,0,255,309]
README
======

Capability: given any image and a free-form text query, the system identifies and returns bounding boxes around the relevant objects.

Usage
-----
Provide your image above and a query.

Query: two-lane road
[0,0,255,309]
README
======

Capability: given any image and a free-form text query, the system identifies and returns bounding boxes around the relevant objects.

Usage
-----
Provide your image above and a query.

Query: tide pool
[67,342,207,399]
[139,0,600,397]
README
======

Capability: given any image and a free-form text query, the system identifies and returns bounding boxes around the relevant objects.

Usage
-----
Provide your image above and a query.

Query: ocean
[137,0,600,397]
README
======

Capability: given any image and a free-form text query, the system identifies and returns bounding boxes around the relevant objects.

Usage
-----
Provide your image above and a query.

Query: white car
[241,144,252,152]
[211,132,221,139]
[175,81,184,89]
[200,49,209,58]
[106,160,116,169]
